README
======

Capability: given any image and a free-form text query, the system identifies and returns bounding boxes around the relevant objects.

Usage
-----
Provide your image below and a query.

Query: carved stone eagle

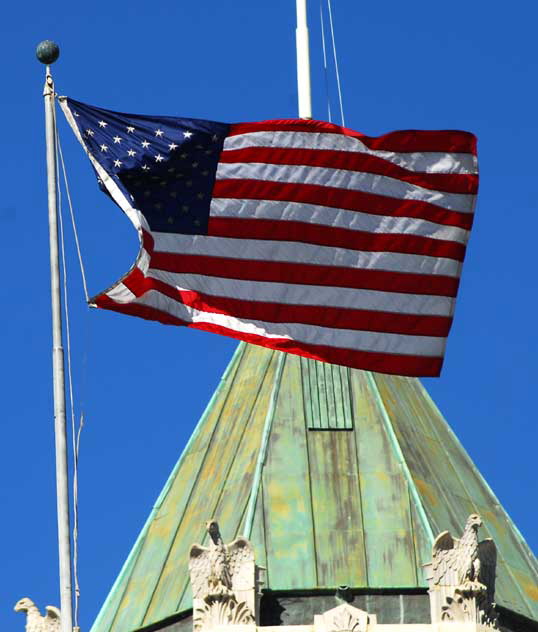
[14,597,61,632]
[188,520,255,599]
[431,513,497,598]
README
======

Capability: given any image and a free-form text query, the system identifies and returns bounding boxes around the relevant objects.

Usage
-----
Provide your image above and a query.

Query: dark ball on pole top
[36,40,60,64]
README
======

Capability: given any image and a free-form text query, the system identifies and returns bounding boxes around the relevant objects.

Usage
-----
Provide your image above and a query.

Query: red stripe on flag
[219,147,478,194]
[95,294,187,324]
[207,217,466,261]
[212,180,474,230]
[228,121,477,154]
[94,292,444,377]
[119,269,453,337]
[147,249,460,297]
[142,229,155,254]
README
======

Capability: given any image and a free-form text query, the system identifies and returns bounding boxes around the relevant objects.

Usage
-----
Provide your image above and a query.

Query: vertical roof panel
[351,371,426,587]
[262,353,317,589]
[308,429,367,586]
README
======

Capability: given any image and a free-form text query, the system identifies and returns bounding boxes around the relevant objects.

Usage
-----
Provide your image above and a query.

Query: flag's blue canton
[66,98,229,234]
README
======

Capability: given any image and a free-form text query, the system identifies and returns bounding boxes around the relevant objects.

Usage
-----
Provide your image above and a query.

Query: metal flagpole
[296,0,312,119]
[36,40,74,632]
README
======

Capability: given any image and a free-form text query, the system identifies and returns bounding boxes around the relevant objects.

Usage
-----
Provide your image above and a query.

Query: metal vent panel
[300,357,353,430]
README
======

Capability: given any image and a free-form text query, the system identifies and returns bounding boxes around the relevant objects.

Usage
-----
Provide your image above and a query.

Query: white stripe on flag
[215,162,475,212]
[105,282,136,303]
[144,267,454,316]
[223,131,478,174]
[151,233,461,277]
[209,198,470,244]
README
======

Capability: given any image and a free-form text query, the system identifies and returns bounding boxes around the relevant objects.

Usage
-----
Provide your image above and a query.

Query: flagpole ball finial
[36,40,60,65]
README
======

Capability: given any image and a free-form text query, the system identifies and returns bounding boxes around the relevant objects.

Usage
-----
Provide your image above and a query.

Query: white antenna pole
[296,0,312,119]
[37,41,75,632]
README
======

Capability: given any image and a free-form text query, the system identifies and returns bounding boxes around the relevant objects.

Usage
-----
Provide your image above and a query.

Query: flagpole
[37,40,74,632]
[296,0,312,119]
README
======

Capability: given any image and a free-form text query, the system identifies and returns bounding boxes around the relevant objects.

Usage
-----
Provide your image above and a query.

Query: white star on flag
[98,121,108,128]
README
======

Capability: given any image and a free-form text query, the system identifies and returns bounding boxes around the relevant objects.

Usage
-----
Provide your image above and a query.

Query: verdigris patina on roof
[91,343,538,632]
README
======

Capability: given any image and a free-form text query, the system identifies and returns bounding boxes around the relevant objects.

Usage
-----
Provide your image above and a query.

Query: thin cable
[54,114,82,628]
[319,0,332,122]
[73,409,84,631]
[57,155,81,632]
[57,135,90,303]
[327,0,345,126]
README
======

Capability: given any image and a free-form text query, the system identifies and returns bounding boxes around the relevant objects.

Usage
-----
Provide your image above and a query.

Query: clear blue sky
[2,1,537,631]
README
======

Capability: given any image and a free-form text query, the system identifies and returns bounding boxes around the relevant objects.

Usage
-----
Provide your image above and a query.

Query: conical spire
[91,344,538,632]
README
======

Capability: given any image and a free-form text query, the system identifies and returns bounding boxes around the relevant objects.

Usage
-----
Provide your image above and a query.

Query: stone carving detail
[424,513,498,628]
[193,594,254,630]
[441,584,499,628]
[14,597,61,632]
[314,604,374,632]
[189,520,261,630]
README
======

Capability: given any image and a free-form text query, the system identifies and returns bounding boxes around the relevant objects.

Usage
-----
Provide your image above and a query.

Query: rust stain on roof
[414,478,439,507]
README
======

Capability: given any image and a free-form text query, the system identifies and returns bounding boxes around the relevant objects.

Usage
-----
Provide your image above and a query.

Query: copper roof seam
[416,380,538,611]
[364,372,434,544]
[301,358,320,587]
[243,350,287,538]
[308,364,325,428]
[260,477,270,586]
[325,364,332,430]
[90,342,248,632]
[411,379,500,523]
[341,366,353,429]
[235,495,251,541]
[349,369,370,587]
[170,346,277,617]
[374,376,466,541]
[405,481,421,586]
[196,347,277,540]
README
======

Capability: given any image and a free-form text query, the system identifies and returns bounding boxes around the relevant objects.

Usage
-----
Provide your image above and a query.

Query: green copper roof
[91,343,538,632]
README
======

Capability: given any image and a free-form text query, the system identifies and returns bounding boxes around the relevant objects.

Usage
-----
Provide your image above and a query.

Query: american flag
[60,97,478,377]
